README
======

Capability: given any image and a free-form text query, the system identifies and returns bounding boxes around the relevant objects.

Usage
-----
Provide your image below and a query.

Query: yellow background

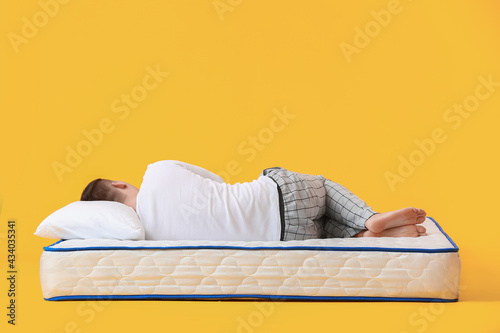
[1,0,499,332]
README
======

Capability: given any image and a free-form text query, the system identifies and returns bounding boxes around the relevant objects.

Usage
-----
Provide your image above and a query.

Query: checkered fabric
[262,167,377,240]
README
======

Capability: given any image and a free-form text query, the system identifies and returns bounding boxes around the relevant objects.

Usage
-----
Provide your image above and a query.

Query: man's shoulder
[146,160,184,169]
[144,160,180,175]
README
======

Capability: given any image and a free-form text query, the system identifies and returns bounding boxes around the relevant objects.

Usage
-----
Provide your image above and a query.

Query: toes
[416,215,426,224]
[416,208,426,216]
[416,225,426,233]
[413,208,427,224]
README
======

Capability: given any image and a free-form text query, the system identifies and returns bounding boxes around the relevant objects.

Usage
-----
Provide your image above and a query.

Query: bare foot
[355,224,427,238]
[364,207,426,234]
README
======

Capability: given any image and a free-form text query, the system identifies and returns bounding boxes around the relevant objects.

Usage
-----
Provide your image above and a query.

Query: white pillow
[34,201,145,240]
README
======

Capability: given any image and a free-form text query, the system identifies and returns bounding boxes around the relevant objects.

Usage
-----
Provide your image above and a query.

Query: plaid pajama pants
[261,167,377,241]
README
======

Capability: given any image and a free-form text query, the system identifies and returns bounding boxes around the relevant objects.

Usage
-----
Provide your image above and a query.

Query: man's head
[81,179,139,211]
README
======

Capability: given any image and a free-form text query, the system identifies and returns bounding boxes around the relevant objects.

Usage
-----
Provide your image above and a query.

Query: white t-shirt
[136,160,281,241]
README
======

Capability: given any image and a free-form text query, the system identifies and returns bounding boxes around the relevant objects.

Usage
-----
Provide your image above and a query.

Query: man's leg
[261,168,326,241]
[320,216,365,238]
[322,179,427,237]
[323,180,377,230]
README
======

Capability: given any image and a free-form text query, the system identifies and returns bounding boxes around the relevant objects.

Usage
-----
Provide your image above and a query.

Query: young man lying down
[81,160,427,241]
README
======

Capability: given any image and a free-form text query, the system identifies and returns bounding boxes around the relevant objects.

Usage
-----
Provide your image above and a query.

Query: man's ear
[111,181,127,189]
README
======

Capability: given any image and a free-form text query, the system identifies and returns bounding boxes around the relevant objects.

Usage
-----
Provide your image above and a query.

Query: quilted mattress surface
[40,217,461,302]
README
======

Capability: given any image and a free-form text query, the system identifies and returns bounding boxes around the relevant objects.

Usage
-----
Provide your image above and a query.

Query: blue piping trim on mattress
[427,217,459,251]
[43,244,458,253]
[48,239,65,246]
[43,217,459,254]
[44,294,459,302]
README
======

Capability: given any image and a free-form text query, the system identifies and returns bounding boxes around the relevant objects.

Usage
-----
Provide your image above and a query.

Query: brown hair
[81,178,124,202]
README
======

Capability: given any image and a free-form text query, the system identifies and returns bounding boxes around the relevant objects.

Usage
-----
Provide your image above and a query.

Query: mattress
[40,217,461,302]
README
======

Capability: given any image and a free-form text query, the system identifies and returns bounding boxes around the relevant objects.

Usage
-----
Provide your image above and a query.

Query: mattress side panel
[40,248,461,301]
